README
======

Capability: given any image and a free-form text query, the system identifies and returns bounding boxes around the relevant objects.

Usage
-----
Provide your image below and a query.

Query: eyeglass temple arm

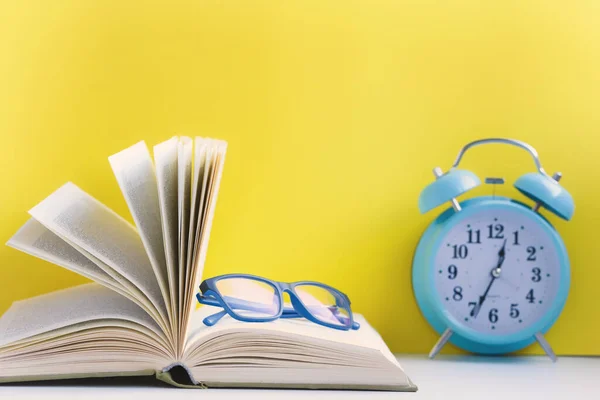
[197,293,280,313]
[202,309,228,326]
[279,308,360,329]
[197,294,280,326]
[201,307,305,326]
[197,293,359,329]
[202,308,360,329]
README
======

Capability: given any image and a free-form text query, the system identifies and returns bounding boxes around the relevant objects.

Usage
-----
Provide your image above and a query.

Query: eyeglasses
[195,273,360,331]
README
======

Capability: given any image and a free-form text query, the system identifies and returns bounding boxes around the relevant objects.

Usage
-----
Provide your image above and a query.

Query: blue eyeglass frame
[195,273,360,331]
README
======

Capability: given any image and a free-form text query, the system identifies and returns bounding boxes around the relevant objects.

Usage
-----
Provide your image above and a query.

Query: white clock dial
[434,208,561,335]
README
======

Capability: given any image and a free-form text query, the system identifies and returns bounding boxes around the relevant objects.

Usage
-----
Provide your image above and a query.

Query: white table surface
[0,354,598,399]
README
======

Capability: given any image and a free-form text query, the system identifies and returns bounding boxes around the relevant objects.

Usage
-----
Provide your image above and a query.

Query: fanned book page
[0,136,415,391]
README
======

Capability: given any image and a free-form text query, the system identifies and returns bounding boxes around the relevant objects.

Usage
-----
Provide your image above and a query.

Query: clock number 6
[488,308,499,323]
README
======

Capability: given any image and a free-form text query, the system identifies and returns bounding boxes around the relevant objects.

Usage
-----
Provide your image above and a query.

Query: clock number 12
[487,224,504,239]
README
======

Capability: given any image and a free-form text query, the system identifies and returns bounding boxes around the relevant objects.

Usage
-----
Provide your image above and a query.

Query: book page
[186,140,214,300]
[184,139,208,314]
[0,285,171,380]
[28,182,169,333]
[188,305,385,350]
[0,284,162,347]
[55,235,168,330]
[7,217,168,331]
[183,306,412,390]
[0,320,166,355]
[182,140,227,345]
[109,141,172,327]
[177,137,192,333]
[154,137,180,329]
[6,218,118,289]
[185,305,401,369]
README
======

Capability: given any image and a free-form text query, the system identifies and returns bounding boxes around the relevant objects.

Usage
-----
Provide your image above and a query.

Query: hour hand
[498,238,507,259]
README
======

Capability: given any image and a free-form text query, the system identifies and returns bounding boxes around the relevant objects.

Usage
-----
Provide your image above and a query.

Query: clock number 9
[447,264,458,280]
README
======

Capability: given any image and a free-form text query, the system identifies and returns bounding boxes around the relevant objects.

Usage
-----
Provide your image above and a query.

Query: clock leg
[429,328,453,359]
[534,332,557,362]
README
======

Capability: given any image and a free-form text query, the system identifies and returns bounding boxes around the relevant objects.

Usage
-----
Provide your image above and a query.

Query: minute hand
[471,239,507,318]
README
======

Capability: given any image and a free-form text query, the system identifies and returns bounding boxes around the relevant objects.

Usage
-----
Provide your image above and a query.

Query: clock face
[434,207,561,336]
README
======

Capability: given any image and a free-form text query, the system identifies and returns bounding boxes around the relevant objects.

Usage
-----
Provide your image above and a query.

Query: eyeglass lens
[215,277,280,319]
[294,284,351,328]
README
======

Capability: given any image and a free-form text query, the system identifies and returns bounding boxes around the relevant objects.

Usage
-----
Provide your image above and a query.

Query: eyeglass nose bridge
[279,286,311,314]
[277,282,293,291]
[279,285,299,305]
[276,283,299,303]
[277,285,307,309]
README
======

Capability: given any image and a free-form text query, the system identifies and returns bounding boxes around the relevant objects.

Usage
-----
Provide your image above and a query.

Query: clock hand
[471,239,507,318]
[472,274,497,318]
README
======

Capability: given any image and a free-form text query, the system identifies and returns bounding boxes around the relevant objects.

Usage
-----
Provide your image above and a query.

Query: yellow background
[1,1,598,355]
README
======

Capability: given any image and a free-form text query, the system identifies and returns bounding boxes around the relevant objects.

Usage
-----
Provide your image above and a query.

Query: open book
[0,137,416,391]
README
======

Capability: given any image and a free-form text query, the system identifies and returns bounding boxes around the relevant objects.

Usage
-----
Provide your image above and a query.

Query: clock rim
[412,196,570,352]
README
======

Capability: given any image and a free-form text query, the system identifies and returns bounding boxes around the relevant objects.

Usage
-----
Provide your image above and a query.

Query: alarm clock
[412,138,574,361]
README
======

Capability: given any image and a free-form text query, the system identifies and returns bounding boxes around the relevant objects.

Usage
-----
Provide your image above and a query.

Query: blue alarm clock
[412,138,574,361]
